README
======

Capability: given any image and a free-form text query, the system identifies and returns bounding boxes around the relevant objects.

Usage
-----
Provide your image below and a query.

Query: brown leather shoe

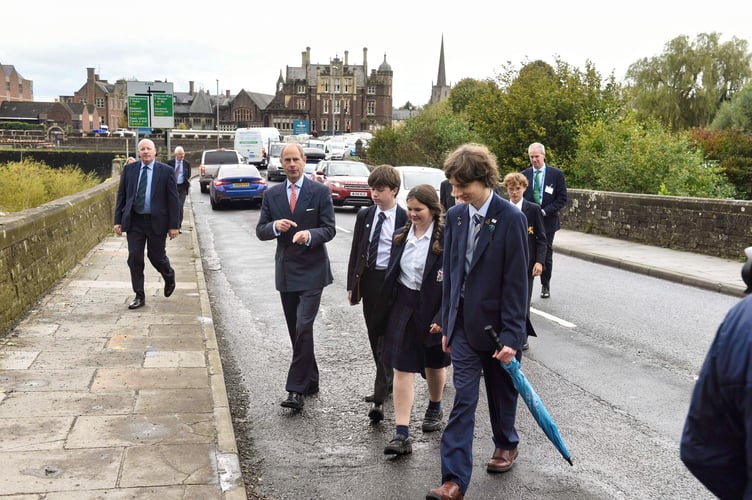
[426,480,463,500]
[487,447,518,472]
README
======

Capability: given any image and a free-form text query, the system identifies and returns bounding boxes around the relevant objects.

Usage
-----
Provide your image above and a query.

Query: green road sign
[128,96,149,128]
[153,93,173,117]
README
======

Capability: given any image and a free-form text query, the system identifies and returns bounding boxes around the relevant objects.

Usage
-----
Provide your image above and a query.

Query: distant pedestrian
[347,164,406,423]
[503,172,546,350]
[166,146,191,233]
[113,139,179,310]
[256,143,336,410]
[440,178,455,212]
[381,184,449,456]
[680,248,752,499]
[522,142,567,299]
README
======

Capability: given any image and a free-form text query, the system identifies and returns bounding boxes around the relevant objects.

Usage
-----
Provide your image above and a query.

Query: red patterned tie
[290,183,297,212]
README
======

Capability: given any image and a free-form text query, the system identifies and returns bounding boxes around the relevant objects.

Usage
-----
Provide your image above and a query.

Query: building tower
[429,35,451,104]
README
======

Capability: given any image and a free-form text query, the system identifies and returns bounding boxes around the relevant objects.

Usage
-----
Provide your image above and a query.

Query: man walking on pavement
[166,146,191,233]
[522,142,567,299]
[256,143,336,410]
[113,139,180,310]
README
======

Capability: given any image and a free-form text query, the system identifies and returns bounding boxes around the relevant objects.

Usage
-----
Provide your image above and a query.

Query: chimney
[302,50,306,66]
[226,89,230,98]
[306,47,311,65]
[363,47,368,76]
[345,50,349,66]
[87,67,95,82]
[189,81,194,95]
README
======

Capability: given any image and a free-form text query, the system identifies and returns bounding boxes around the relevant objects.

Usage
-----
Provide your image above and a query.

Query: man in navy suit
[114,139,180,310]
[427,144,529,500]
[522,142,567,299]
[165,146,191,232]
[256,143,336,410]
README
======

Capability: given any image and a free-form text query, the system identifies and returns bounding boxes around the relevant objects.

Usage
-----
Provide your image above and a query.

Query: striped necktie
[368,212,386,269]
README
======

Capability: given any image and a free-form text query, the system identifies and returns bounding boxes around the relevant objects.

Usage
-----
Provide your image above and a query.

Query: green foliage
[710,83,752,131]
[0,159,100,213]
[691,128,752,198]
[0,122,44,131]
[368,101,478,168]
[626,33,752,131]
[571,113,735,198]
[457,58,625,174]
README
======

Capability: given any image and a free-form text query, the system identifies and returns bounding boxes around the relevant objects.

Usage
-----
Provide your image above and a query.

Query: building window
[344,79,350,93]
[323,100,329,114]
[96,97,105,108]
[322,119,329,132]
[296,84,306,94]
[334,100,341,114]
[311,120,316,133]
[296,98,306,110]
[324,80,330,93]
[334,118,339,133]
[5,82,9,91]
[334,79,341,94]
[343,101,350,115]
[367,101,376,115]
[80,98,87,105]
[368,85,376,95]
[18,84,23,94]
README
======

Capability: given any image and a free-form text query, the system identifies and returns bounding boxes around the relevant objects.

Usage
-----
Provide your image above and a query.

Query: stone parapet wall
[0,179,119,335]
[561,189,752,261]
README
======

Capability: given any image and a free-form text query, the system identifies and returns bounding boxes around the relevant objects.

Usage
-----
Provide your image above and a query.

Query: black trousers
[280,288,323,394]
[126,213,174,300]
[360,268,393,403]
[541,229,557,288]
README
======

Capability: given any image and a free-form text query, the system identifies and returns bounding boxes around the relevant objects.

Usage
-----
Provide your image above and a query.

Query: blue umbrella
[485,325,573,465]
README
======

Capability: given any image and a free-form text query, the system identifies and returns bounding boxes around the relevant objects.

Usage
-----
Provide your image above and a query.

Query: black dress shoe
[368,403,384,422]
[164,279,176,297]
[128,297,145,309]
[540,286,550,298]
[384,433,412,455]
[280,391,304,409]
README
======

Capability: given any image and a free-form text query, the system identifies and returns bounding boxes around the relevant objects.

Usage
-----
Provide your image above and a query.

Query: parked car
[326,139,350,160]
[266,142,287,181]
[112,128,136,137]
[199,149,244,193]
[209,164,267,210]
[394,166,446,208]
[91,125,110,136]
[315,160,373,209]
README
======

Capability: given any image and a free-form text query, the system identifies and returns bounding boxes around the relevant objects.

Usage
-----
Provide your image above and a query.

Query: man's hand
[292,230,310,245]
[493,345,517,365]
[275,219,298,233]
[114,224,122,236]
[168,229,179,240]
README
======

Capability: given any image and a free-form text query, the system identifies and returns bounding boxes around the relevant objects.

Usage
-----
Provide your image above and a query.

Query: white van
[234,127,280,167]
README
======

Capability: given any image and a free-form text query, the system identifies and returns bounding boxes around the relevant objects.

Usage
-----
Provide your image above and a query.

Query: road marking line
[530,307,577,328]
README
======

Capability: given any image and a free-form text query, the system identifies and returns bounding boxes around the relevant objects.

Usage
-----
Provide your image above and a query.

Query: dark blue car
[209,164,267,210]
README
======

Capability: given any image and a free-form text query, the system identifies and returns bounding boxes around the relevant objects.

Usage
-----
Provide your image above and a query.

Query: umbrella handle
[484,325,504,351]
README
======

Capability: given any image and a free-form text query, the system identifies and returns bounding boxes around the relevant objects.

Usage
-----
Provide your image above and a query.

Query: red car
[315,160,373,209]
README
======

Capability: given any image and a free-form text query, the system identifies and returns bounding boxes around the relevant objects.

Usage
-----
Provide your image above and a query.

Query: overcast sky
[3,1,750,108]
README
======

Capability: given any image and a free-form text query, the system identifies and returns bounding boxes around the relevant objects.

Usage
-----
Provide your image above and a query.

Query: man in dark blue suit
[427,144,529,500]
[114,139,179,310]
[165,146,191,232]
[256,143,336,410]
[522,142,567,299]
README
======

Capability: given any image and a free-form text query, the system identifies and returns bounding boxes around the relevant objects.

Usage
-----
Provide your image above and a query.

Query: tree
[571,113,735,198]
[711,83,752,131]
[626,33,752,131]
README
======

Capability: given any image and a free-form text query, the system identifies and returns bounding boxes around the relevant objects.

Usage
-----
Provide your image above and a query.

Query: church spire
[436,34,447,87]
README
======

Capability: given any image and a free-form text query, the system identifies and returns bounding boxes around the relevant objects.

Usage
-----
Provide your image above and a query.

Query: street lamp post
[331,64,336,136]
[216,79,220,149]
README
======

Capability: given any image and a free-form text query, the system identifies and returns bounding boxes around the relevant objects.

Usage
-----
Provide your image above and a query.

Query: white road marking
[530,307,577,328]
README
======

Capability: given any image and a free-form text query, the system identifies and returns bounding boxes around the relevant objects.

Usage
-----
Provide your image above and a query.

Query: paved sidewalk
[0,205,747,497]
[554,229,747,298]
[0,197,246,499]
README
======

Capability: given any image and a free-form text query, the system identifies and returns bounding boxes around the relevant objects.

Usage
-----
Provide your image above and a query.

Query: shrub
[0,159,100,213]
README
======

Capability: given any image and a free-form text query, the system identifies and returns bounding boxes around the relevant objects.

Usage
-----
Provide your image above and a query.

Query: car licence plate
[233,183,250,187]
[352,191,368,197]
